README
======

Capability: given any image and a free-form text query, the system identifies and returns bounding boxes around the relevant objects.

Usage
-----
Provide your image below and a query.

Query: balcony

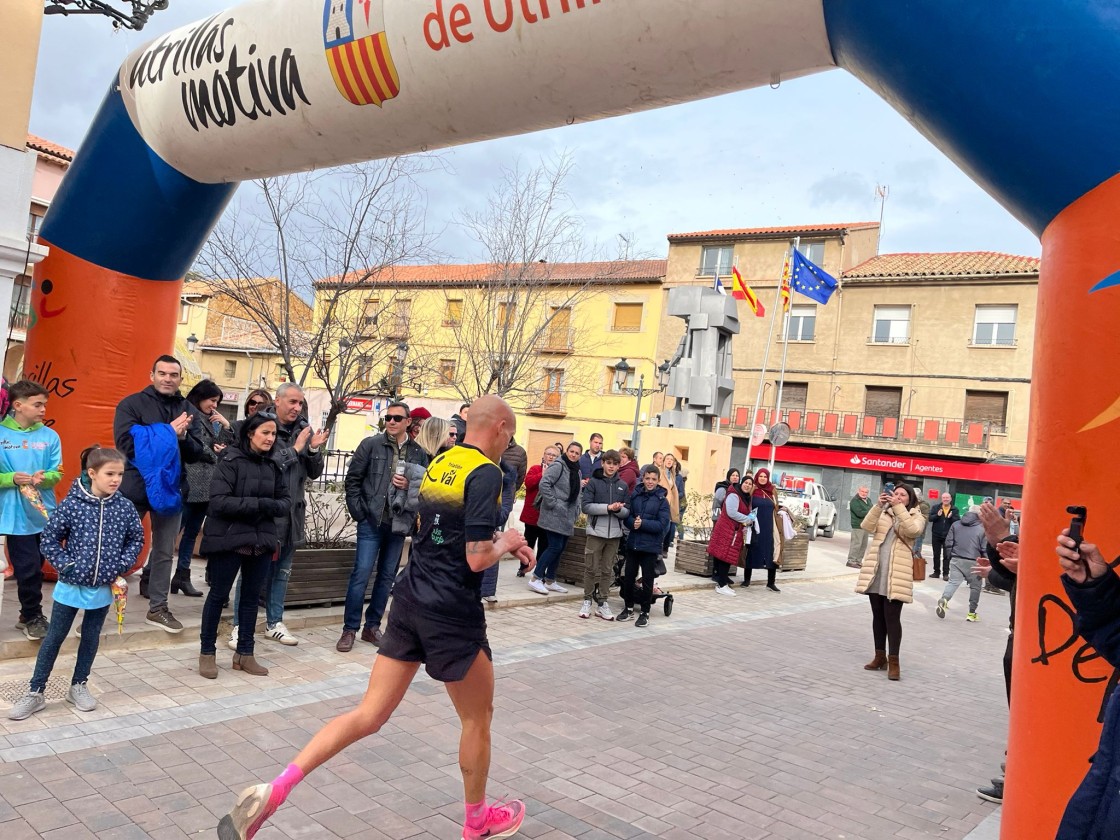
[536,328,574,354]
[8,307,31,334]
[526,390,568,416]
[725,406,997,452]
[383,317,410,339]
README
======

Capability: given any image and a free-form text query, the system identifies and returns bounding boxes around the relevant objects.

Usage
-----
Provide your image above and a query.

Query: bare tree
[194,156,439,429]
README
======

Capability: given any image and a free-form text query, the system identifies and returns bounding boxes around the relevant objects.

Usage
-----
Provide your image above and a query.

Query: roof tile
[843,252,1040,280]
[318,259,668,288]
[668,222,879,241]
[26,134,74,164]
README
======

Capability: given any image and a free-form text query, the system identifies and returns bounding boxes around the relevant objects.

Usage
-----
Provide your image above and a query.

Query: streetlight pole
[629,372,645,444]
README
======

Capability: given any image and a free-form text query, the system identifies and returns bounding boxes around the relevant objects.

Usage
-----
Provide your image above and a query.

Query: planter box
[673,540,739,579]
[555,530,588,585]
[284,546,362,608]
[781,533,808,572]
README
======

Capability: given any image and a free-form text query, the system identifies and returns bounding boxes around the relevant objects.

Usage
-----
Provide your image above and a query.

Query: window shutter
[780,382,808,412]
[612,303,643,331]
[864,386,903,418]
[964,391,1008,427]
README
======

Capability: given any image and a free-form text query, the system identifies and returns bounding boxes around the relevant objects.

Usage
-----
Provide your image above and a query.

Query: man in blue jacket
[619,467,669,627]
[578,432,603,481]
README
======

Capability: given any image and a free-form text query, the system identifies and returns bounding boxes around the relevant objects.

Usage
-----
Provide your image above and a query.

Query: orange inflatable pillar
[1002,173,1120,835]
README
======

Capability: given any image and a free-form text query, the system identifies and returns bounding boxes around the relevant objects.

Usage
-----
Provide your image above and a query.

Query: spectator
[578,433,603,481]
[854,483,926,681]
[617,447,640,492]
[929,492,960,580]
[174,379,229,599]
[451,402,470,440]
[579,449,629,620]
[338,401,428,652]
[708,475,756,596]
[527,441,583,595]
[0,380,64,641]
[618,467,670,627]
[232,389,273,439]
[914,497,931,560]
[935,508,987,622]
[197,411,291,679]
[407,406,431,441]
[659,454,681,558]
[229,383,327,650]
[743,468,781,592]
[846,486,874,569]
[114,355,205,634]
[642,451,664,477]
[504,436,528,491]
[712,469,740,522]
[480,459,518,604]
[518,445,558,577]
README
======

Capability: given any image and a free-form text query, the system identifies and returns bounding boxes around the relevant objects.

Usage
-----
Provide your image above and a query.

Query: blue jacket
[0,417,63,535]
[1058,570,1120,838]
[130,423,182,516]
[41,477,145,588]
[578,450,602,480]
[624,484,670,554]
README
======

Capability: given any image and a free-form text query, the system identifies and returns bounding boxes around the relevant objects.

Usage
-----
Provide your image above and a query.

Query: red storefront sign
[345,397,375,412]
[749,443,1025,485]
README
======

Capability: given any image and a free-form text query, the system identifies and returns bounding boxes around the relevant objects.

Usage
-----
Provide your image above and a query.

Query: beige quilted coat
[854,503,926,603]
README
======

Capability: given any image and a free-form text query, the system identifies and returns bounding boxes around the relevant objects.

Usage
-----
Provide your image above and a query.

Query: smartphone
[884,482,895,495]
[1067,505,1087,573]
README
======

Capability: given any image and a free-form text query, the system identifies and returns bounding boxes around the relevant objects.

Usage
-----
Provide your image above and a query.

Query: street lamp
[614,358,670,445]
[186,333,198,353]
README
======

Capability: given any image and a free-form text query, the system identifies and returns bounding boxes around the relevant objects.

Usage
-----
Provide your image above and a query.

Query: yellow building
[316,260,670,458]
[662,222,1036,516]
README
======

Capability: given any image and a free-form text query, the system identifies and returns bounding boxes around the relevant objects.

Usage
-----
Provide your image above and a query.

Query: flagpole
[769,237,800,474]
[743,242,794,476]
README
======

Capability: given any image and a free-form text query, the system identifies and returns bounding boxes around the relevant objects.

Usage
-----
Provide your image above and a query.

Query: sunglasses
[247,399,266,408]
[448,430,458,438]
[385,414,408,422]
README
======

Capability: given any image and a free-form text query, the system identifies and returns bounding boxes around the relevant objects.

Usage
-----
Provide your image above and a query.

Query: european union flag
[789,249,838,305]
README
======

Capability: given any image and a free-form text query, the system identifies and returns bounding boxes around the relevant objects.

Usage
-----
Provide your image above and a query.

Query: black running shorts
[378,600,492,682]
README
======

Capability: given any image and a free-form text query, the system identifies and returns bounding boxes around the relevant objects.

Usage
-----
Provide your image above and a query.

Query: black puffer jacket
[113,386,206,508]
[200,444,291,555]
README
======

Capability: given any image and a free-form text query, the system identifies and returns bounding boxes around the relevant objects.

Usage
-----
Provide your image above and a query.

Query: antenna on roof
[875,184,889,254]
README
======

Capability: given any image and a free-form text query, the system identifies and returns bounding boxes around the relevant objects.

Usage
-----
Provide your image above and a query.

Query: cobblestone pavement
[0,571,1011,839]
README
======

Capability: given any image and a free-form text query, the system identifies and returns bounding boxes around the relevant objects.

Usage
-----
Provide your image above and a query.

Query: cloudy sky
[30,2,1041,264]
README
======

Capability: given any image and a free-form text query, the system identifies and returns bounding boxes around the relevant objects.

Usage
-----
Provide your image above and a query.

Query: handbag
[897,530,925,582]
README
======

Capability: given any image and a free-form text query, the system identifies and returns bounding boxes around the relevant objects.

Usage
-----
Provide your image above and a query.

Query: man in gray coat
[935,509,988,621]
[579,450,629,620]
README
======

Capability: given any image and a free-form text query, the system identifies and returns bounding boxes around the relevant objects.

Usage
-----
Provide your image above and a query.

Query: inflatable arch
[25,1,1120,834]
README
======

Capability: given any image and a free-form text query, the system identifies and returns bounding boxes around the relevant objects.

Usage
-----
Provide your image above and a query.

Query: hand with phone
[1057,505,1109,583]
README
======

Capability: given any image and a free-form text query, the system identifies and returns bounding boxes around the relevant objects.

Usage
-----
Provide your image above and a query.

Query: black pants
[622,550,658,614]
[1003,632,1014,707]
[932,534,948,576]
[8,533,44,621]
[712,558,733,587]
[743,564,776,588]
[201,550,270,656]
[868,593,904,656]
[521,525,547,572]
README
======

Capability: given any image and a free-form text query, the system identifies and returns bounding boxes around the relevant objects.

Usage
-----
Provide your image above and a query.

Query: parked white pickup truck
[778,481,838,540]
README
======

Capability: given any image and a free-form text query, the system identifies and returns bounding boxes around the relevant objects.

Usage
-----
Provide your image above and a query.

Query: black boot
[766,567,780,593]
[139,569,150,599]
[171,568,202,597]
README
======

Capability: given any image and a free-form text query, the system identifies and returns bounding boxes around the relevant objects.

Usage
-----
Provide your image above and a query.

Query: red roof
[668,222,879,241]
[27,134,74,164]
[843,252,1040,280]
[318,259,668,288]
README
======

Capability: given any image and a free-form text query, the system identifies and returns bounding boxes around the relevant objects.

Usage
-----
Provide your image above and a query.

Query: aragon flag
[732,267,766,318]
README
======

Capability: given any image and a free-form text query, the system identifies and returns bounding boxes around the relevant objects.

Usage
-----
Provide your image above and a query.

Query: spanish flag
[732,267,765,318]
[779,255,792,313]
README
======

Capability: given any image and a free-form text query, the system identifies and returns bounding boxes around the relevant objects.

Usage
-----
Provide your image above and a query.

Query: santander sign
[751,444,1021,484]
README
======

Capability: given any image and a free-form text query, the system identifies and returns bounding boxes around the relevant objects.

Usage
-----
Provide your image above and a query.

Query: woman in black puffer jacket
[198,411,290,680]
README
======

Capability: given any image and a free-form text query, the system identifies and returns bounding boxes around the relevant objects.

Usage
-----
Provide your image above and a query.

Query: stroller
[611,537,675,617]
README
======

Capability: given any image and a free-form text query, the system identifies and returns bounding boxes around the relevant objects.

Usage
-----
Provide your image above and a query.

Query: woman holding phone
[854,482,926,681]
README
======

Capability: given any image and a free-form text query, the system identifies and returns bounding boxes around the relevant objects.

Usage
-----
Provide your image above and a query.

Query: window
[356,356,373,386]
[496,301,516,329]
[27,212,43,243]
[387,299,411,337]
[698,245,734,277]
[608,365,636,394]
[864,386,902,418]
[444,298,463,327]
[973,305,1017,346]
[224,360,237,378]
[872,305,911,344]
[611,302,643,332]
[797,240,825,264]
[779,382,808,412]
[543,306,572,348]
[439,358,456,385]
[179,302,190,324]
[362,298,380,327]
[784,305,816,341]
[964,390,1009,431]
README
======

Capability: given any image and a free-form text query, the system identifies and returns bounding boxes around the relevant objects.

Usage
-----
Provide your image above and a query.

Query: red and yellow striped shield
[323,1,400,107]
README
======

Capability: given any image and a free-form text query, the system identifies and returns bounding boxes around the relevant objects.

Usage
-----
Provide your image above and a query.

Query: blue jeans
[534,531,569,583]
[30,602,109,692]
[480,563,499,597]
[231,543,295,629]
[344,519,406,632]
[176,502,208,571]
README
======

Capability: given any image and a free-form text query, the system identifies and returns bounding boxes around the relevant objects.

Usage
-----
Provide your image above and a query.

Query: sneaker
[527,578,549,595]
[66,682,98,712]
[936,597,948,619]
[715,585,736,597]
[635,613,650,628]
[546,581,568,593]
[20,615,49,641]
[931,572,941,579]
[145,607,184,634]
[8,690,45,720]
[976,780,1003,803]
[265,622,298,646]
[219,782,284,840]
[228,627,240,651]
[966,612,980,622]
[579,599,592,619]
[845,560,862,569]
[482,595,498,604]
[596,602,615,621]
[616,608,634,622]
[462,798,526,840]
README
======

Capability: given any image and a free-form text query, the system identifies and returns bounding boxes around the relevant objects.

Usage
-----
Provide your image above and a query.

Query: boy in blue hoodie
[0,381,63,640]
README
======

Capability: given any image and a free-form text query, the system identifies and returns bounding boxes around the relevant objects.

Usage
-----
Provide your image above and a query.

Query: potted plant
[284,486,363,608]
[674,491,729,578]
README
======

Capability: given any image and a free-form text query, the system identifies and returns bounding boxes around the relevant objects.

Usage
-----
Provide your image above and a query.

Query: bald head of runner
[463,395,516,463]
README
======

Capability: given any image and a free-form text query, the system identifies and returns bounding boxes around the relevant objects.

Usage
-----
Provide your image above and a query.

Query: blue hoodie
[0,416,63,535]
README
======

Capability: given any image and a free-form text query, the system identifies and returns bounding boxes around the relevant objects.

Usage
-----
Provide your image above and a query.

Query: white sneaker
[265,622,298,646]
[579,599,592,619]
[528,578,549,595]
[596,602,615,621]
[715,585,736,597]
[66,682,98,712]
[546,581,568,593]
[227,627,239,651]
[482,595,498,604]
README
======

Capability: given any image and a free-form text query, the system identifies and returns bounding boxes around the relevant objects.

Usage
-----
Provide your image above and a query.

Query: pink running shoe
[218,783,284,840]
[462,798,526,840]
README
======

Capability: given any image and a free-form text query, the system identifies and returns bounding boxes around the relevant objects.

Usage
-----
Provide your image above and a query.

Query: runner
[218,395,535,840]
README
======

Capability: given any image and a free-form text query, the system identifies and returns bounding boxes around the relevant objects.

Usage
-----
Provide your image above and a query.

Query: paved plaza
[0,542,1010,839]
